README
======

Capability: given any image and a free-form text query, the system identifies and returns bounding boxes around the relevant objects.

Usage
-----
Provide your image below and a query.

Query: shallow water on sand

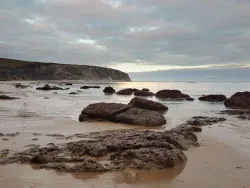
[1,81,250,188]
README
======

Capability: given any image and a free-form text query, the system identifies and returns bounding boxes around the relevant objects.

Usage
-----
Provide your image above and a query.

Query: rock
[36,84,68,91]
[31,138,38,141]
[0,95,19,100]
[0,133,5,136]
[155,90,194,101]
[186,116,226,126]
[80,103,130,120]
[103,86,116,94]
[15,83,29,89]
[128,97,168,112]
[199,94,227,102]
[79,102,166,126]
[134,91,155,97]
[80,86,100,89]
[69,92,78,95]
[142,88,150,92]
[224,91,250,109]
[220,109,250,120]
[6,132,20,137]
[114,108,166,126]
[33,133,42,136]
[116,88,140,95]
[31,154,53,164]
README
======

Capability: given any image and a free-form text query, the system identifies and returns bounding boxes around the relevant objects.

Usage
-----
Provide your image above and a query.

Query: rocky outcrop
[155,90,194,101]
[116,88,140,95]
[129,97,168,112]
[103,86,116,94]
[0,95,19,100]
[199,94,227,102]
[80,86,100,89]
[0,115,226,173]
[36,84,69,91]
[224,91,250,109]
[79,101,166,126]
[0,58,131,81]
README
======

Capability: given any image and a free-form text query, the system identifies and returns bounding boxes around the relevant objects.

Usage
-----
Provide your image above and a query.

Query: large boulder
[199,94,227,102]
[36,84,68,91]
[134,91,155,97]
[114,108,166,126]
[103,86,116,94]
[79,102,166,126]
[224,91,250,109]
[79,103,130,121]
[129,97,168,112]
[155,90,194,101]
[116,88,140,95]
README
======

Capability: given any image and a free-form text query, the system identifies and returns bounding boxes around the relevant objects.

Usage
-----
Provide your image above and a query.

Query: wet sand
[0,125,250,188]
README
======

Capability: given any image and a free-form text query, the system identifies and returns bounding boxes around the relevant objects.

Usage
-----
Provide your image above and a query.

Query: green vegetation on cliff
[0,58,131,81]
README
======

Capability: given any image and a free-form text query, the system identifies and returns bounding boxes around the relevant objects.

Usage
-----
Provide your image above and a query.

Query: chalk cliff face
[0,58,131,81]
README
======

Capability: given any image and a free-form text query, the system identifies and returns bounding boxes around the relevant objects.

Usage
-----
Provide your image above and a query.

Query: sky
[1,0,250,81]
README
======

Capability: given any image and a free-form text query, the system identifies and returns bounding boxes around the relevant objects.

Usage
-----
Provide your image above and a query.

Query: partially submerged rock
[0,95,19,100]
[116,88,140,95]
[220,109,250,120]
[186,116,226,126]
[155,90,194,101]
[225,91,250,109]
[69,92,78,95]
[199,94,227,102]
[36,84,68,91]
[15,83,29,89]
[80,86,100,89]
[128,97,168,112]
[79,102,166,126]
[134,91,155,97]
[103,86,116,94]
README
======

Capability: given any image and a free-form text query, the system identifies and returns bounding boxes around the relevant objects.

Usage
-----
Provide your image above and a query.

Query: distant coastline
[0,58,131,82]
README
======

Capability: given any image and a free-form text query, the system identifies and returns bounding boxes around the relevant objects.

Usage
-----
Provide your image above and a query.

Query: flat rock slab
[0,95,19,100]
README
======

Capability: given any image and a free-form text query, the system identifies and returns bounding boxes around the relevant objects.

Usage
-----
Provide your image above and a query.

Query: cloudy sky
[1,0,250,79]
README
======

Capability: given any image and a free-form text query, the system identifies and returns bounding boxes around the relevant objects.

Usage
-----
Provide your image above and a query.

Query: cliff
[0,58,131,81]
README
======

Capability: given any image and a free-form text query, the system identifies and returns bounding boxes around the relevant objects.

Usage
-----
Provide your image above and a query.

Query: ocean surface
[0,81,250,188]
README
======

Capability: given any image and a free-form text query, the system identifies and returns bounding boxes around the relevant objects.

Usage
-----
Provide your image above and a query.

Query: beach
[1,81,250,188]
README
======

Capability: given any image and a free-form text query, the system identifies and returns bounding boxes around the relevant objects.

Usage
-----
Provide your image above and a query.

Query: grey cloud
[1,0,250,70]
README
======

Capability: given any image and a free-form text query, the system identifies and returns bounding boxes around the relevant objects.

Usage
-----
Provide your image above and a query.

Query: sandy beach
[1,81,250,188]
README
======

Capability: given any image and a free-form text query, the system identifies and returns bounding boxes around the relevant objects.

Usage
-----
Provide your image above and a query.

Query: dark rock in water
[116,88,140,95]
[155,90,194,101]
[142,88,150,92]
[129,97,168,112]
[69,92,78,95]
[103,86,116,94]
[79,102,166,126]
[6,132,20,137]
[186,116,226,126]
[80,86,100,89]
[114,108,166,126]
[36,84,68,91]
[134,91,155,97]
[224,91,250,109]
[0,133,5,136]
[64,83,73,86]
[0,95,19,100]
[15,83,29,89]
[199,94,227,102]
